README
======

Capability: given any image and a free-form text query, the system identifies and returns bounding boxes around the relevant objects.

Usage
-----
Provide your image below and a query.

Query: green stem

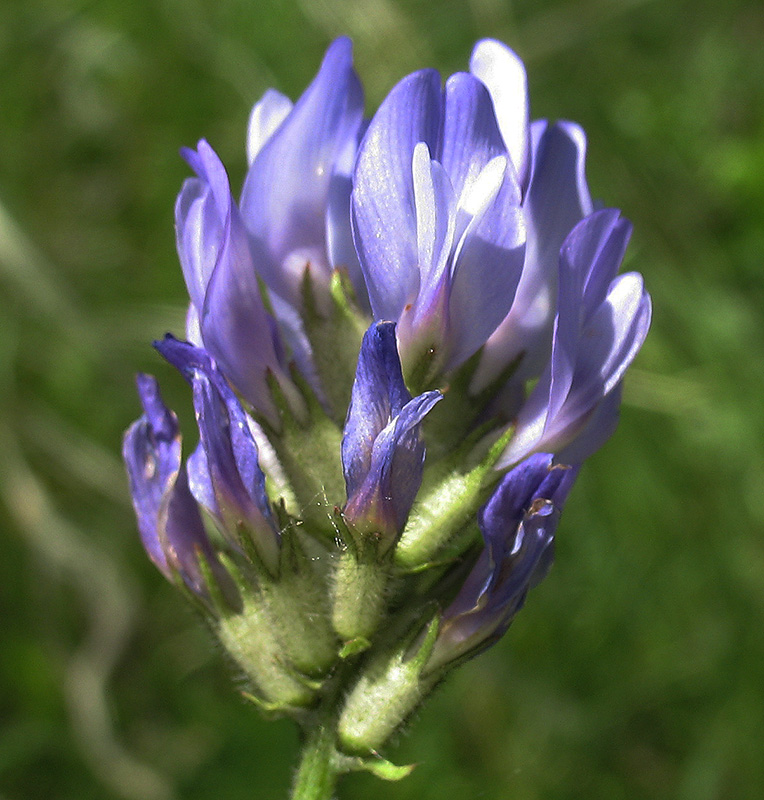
[290,722,339,800]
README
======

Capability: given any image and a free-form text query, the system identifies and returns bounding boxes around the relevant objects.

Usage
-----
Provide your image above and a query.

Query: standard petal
[440,72,508,203]
[199,208,284,421]
[175,141,232,312]
[526,121,592,240]
[469,39,530,191]
[181,139,232,218]
[240,37,364,306]
[560,208,632,316]
[352,69,443,320]
[185,303,202,346]
[175,140,287,420]
[246,88,293,164]
[326,121,369,310]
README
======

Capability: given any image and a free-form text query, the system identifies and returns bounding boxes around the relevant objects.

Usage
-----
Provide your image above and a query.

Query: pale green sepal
[336,616,440,755]
[168,565,213,618]
[340,754,416,781]
[402,339,442,399]
[263,368,346,539]
[259,532,338,677]
[240,690,302,719]
[217,590,318,711]
[396,521,481,576]
[331,546,389,643]
[214,553,317,710]
[250,423,299,521]
[301,268,368,425]
[406,615,440,669]
[194,547,242,616]
[394,425,514,571]
[338,637,371,659]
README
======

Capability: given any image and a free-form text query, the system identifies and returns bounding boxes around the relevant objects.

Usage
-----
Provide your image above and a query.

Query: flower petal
[440,71,508,203]
[175,140,231,312]
[326,120,369,310]
[474,120,593,389]
[199,216,284,421]
[557,382,623,465]
[240,37,364,306]
[561,272,652,420]
[352,69,443,320]
[447,156,526,368]
[122,374,213,593]
[342,322,441,542]
[499,268,651,467]
[469,39,530,191]
[429,453,575,671]
[546,209,633,426]
[342,322,413,497]
[412,142,457,313]
[154,336,280,566]
[345,389,441,542]
[175,141,286,420]
[246,88,293,164]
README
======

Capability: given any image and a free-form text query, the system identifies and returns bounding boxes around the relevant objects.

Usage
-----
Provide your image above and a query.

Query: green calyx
[331,544,390,647]
[301,268,369,425]
[336,616,440,755]
[394,424,514,571]
[262,366,345,539]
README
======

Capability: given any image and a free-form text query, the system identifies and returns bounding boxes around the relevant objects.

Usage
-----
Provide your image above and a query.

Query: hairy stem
[290,721,338,800]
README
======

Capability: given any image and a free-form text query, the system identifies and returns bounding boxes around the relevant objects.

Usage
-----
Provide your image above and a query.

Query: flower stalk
[290,722,339,800]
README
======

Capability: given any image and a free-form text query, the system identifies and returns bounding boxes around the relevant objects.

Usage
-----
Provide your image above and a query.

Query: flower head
[123,37,651,775]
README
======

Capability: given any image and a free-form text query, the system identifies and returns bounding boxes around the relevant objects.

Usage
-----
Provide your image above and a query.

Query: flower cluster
[124,37,650,783]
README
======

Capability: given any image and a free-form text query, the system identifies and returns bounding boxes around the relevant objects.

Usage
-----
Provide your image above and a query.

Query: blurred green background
[1,0,763,797]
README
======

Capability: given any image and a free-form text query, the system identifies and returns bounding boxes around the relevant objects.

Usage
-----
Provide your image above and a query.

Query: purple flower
[498,209,651,468]
[350,37,650,471]
[175,139,292,424]
[342,322,441,548]
[122,374,226,596]
[155,336,281,572]
[240,36,366,312]
[427,453,577,672]
[352,69,526,375]
[468,40,595,388]
[175,38,365,419]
